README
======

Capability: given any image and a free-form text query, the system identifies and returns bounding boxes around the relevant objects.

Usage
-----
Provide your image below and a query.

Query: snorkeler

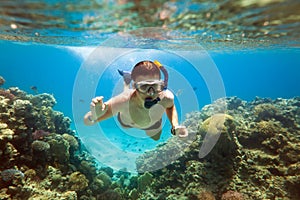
[84,60,188,141]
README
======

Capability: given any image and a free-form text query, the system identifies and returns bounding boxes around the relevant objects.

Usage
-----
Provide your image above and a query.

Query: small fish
[30,86,38,94]
[79,99,85,103]
[193,86,197,91]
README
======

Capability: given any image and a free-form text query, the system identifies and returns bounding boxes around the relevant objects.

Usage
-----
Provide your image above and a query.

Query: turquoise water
[0,0,300,199]
[1,38,299,172]
[1,42,299,124]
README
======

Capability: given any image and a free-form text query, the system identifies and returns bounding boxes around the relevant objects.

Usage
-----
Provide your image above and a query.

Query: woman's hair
[131,61,161,81]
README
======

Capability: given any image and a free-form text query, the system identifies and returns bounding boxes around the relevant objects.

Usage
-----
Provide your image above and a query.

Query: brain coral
[62,133,78,151]
[31,140,50,152]
[68,172,89,191]
[200,113,234,135]
[47,136,70,164]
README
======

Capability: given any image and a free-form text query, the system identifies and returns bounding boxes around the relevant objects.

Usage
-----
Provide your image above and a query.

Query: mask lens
[139,84,150,93]
[135,80,164,94]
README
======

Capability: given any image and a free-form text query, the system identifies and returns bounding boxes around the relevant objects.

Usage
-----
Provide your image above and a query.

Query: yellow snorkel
[154,60,168,90]
[154,60,162,68]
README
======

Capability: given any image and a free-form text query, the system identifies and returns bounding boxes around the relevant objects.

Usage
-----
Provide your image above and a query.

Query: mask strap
[153,60,168,90]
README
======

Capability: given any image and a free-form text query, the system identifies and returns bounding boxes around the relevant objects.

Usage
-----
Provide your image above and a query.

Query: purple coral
[1,169,24,182]
[0,89,15,101]
[32,129,50,140]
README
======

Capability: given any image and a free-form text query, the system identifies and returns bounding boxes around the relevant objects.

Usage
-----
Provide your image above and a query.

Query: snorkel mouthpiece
[144,97,161,109]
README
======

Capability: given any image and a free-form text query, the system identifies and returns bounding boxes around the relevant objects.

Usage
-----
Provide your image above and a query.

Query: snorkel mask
[131,60,169,109]
[135,80,165,96]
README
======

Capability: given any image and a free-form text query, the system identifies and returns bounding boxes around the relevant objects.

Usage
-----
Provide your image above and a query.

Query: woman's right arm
[83,92,130,126]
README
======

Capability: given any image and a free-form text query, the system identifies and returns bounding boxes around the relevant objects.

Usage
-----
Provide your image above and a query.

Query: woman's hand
[90,96,108,121]
[172,125,189,138]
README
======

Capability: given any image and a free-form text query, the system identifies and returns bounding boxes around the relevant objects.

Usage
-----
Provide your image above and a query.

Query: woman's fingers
[91,96,104,107]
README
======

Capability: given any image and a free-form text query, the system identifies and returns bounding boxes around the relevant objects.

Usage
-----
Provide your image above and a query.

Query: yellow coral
[200,113,234,135]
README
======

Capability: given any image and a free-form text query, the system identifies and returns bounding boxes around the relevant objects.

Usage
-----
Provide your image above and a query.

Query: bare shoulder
[110,89,133,103]
[106,89,133,112]
[160,89,174,108]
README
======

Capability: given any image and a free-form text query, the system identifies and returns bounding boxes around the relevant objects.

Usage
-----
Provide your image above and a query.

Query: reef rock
[136,97,300,199]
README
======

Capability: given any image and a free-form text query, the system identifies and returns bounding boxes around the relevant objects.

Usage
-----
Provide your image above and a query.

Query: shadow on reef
[1,75,300,200]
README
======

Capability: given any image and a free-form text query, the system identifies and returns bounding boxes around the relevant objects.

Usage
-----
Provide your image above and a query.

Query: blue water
[1,41,299,116]
[1,39,300,171]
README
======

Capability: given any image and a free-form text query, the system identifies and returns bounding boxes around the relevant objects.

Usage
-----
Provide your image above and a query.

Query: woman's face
[134,74,162,99]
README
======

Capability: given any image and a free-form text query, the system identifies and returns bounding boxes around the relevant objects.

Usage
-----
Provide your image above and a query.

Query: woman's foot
[118,69,131,85]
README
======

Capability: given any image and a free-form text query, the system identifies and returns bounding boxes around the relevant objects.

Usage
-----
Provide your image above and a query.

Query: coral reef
[135,96,300,199]
[137,172,153,193]
[0,79,125,199]
[1,74,299,200]
[32,129,51,140]
[1,169,24,182]
[197,190,216,200]
[221,190,244,200]
[68,171,89,191]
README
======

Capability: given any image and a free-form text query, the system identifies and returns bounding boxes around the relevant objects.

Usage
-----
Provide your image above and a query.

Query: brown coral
[254,103,278,121]
[221,190,244,200]
[197,190,216,200]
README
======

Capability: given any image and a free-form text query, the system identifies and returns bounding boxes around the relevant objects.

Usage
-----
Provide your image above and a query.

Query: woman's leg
[118,69,131,91]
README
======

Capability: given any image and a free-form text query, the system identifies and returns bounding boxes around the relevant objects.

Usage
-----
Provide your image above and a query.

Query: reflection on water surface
[0,0,299,49]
